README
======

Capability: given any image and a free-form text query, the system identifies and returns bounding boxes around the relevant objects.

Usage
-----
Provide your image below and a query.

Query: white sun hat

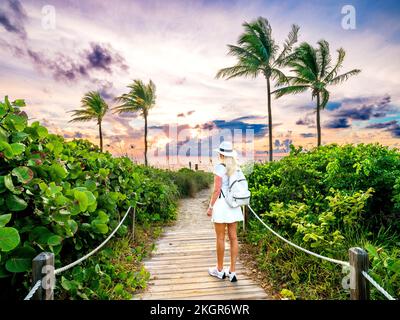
[214,141,237,158]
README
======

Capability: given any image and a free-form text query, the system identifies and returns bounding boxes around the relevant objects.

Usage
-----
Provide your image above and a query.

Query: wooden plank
[145,254,230,261]
[148,276,253,286]
[177,292,269,300]
[148,279,261,292]
[145,261,242,270]
[145,258,232,266]
[148,266,246,275]
[138,287,267,300]
[157,236,216,242]
[150,270,244,280]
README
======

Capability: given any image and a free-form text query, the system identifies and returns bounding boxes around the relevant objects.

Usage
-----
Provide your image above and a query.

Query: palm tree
[273,40,361,146]
[216,17,299,161]
[69,91,109,152]
[113,79,156,166]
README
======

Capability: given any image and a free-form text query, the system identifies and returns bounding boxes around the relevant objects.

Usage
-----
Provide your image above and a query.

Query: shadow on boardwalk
[133,188,271,300]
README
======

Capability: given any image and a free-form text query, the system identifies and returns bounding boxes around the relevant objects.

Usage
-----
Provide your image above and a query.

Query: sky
[1,0,400,166]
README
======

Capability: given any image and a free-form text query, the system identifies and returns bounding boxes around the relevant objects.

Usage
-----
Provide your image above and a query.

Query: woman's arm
[207,175,222,216]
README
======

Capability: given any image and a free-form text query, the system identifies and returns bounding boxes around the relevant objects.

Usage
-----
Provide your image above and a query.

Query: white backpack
[221,166,251,208]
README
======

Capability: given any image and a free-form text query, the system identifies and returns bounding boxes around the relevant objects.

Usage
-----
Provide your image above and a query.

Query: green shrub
[169,168,213,197]
[246,143,400,299]
[0,96,180,299]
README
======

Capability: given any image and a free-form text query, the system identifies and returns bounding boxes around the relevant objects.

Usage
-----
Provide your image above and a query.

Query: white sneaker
[224,268,238,282]
[208,266,226,279]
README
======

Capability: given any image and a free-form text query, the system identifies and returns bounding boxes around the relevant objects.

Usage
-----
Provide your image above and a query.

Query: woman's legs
[214,223,226,271]
[227,222,238,272]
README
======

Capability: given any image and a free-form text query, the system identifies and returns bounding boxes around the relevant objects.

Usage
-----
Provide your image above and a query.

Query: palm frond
[288,61,317,82]
[69,91,108,123]
[227,45,262,65]
[286,76,313,85]
[239,25,269,62]
[329,69,361,85]
[274,24,300,67]
[113,79,156,115]
[323,48,346,82]
[68,115,96,123]
[320,89,330,109]
[270,68,289,85]
[216,64,260,80]
[272,85,309,98]
[317,40,331,78]
[296,42,319,78]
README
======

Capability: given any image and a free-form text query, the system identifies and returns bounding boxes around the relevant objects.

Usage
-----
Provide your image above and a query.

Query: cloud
[198,119,268,137]
[175,77,187,85]
[332,95,392,121]
[177,110,196,118]
[0,1,128,84]
[232,115,266,122]
[300,133,316,138]
[24,43,128,82]
[324,118,351,129]
[365,120,398,129]
[0,0,27,39]
[85,43,128,73]
[63,131,87,139]
[93,80,116,101]
[364,120,400,138]
[295,113,315,127]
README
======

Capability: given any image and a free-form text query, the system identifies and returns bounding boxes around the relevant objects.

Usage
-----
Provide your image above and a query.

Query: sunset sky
[1,0,400,166]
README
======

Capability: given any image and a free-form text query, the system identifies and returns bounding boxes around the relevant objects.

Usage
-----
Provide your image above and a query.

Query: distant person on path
[207,141,244,282]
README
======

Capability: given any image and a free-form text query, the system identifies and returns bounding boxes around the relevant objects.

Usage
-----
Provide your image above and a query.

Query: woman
[207,141,244,282]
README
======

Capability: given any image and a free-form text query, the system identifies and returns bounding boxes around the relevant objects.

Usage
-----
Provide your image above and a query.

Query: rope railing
[247,205,349,266]
[25,199,145,300]
[361,271,396,301]
[246,205,397,301]
[24,280,42,301]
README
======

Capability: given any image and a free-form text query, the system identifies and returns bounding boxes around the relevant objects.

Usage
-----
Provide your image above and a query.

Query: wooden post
[32,252,54,300]
[189,161,192,170]
[194,163,198,171]
[132,206,136,241]
[349,247,370,300]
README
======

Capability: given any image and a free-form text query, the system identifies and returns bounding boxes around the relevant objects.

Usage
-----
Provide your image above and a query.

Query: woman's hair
[220,154,237,176]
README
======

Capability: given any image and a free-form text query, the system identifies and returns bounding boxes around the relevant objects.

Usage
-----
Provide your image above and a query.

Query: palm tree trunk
[98,120,103,152]
[144,114,148,166]
[266,77,273,162]
[316,93,321,147]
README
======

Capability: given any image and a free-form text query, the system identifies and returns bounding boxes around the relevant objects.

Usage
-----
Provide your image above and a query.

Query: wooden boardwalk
[134,188,269,300]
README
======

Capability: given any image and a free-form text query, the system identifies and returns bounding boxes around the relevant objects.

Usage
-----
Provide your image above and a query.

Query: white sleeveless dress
[211,163,244,223]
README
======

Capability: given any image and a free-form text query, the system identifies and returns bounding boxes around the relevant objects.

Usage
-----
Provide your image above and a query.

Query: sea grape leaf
[0,127,8,142]
[12,166,34,184]
[12,99,26,107]
[0,227,20,252]
[47,235,63,246]
[0,176,6,193]
[10,143,25,155]
[6,115,26,132]
[0,141,13,158]
[74,190,88,212]
[0,214,12,227]
[4,174,21,194]
[50,163,68,179]
[91,221,108,234]
[6,194,27,211]
[5,246,36,272]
